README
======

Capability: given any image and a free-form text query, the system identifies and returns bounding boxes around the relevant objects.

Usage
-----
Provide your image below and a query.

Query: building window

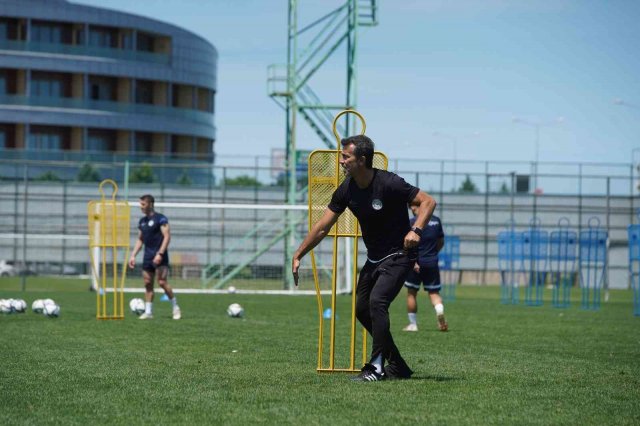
[73,25,85,45]
[31,21,71,44]
[0,18,25,41]
[29,126,69,150]
[134,132,153,153]
[0,71,6,95]
[87,129,115,152]
[89,26,118,48]
[0,124,15,149]
[135,80,153,104]
[136,32,154,52]
[121,30,134,50]
[89,76,117,101]
[31,72,70,98]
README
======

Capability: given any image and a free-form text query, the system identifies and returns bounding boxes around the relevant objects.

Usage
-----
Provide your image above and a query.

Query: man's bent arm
[292,208,340,286]
[404,191,437,250]
[409,191,436,231]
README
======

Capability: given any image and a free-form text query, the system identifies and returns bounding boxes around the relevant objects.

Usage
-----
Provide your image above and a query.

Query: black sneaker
[351,363,385,382]
[385,362,414,380]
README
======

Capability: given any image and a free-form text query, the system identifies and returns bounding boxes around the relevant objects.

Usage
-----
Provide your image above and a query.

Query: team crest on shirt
[371,199,383,210]
[148,220,154,227]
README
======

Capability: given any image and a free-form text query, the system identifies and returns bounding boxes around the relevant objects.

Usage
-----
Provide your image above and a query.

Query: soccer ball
[11,299,26,313]
[42,301,60,318]
[0,299,12,314]
[129,298,145,316]
[227,303,244,318]
[32,299,45,313]
[227,286,237,294]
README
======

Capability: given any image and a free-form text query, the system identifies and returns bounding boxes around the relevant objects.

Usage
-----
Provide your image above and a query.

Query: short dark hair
[140,194,155,205]
[341,134,374,169]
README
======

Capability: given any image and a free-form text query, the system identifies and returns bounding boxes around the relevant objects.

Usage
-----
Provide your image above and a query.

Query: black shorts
[142,256,169,273]
[405,264,441,292]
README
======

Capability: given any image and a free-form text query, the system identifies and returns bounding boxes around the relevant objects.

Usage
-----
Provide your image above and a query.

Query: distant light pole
[512,117,564,191]
[614,99,640,192]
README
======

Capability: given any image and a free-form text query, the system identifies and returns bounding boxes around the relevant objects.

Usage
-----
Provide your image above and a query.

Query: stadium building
[0,0,217,181]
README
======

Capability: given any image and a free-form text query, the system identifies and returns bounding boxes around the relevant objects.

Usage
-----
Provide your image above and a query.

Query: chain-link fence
[0,158,636,291]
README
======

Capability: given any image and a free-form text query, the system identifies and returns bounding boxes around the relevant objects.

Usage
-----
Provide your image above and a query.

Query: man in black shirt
[292,135,436,381]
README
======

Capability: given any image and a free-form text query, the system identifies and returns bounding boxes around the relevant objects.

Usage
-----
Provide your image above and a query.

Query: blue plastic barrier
[579,217,608,310]
[498,223,524,305]
[628,220,640,316]
[440,231,460,302]
[522,218,548,306]
[549,217,577,308]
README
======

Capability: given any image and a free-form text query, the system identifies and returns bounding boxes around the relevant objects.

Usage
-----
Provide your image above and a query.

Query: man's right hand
[292,257,300,287]
[128,257,136,269]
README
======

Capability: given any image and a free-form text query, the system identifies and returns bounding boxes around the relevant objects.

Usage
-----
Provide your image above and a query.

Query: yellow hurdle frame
[308,110,388,372]
[88,179,130,320]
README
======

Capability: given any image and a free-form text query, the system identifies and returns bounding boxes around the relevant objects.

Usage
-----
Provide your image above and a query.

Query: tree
[176,170,192,186]
[224,174,262,187]
[76,163,101,182]
[458,174,478,193]
[129,162,156,183]
[35,171,62,181]
[499,182,510,194]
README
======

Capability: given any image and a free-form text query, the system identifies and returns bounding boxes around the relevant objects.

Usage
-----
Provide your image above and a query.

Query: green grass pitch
[1,277,639,425]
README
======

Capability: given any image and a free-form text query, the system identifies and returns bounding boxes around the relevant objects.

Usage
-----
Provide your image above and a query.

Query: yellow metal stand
[88,179,130,320]
[308,110,388,372]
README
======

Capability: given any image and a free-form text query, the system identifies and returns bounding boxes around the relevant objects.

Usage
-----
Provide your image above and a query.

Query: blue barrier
[549,217,577,308]
[498,224,524,304]
[628,221,640,316]
[523,219,548,306]
[440,233,460,301]
[579,217,608,310]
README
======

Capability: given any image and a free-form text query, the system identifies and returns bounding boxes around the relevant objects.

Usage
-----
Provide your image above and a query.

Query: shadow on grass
[410,374,461,382]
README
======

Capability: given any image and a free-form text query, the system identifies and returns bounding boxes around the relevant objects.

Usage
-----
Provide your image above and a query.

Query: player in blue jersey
[402,204,448,332]
[128,194,181,320]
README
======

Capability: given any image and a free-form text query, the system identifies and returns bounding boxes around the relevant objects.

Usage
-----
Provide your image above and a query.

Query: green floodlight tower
[268,0,378,289]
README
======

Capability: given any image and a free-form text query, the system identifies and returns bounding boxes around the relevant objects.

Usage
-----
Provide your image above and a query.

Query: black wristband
[410,226,423,237]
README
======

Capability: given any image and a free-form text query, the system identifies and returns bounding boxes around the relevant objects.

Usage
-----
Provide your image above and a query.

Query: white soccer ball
[42,302,60,318]
[11,299,27,313]
[0,299,12,314]
[227,303,244,318]
[129,298,145,316]
[32,299,45,313]
[227,286,237,294]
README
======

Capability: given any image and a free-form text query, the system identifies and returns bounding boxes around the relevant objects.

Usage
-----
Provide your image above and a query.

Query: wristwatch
[410,226,423,237]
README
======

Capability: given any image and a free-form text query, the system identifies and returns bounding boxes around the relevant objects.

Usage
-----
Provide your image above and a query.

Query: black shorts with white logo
[404,264,441,293]
[142,256,169,273]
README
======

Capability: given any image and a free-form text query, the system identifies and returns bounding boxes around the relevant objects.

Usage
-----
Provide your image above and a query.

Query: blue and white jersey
[410,215,444,266]
[138,213,169,260]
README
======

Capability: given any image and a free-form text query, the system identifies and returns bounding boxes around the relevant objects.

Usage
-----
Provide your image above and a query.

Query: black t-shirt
[328,169,419,261]
[138,213,169,260]
[410,215,444,265]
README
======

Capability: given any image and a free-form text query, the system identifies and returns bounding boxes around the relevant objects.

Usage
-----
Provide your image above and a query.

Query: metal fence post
[21,165,28,292]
